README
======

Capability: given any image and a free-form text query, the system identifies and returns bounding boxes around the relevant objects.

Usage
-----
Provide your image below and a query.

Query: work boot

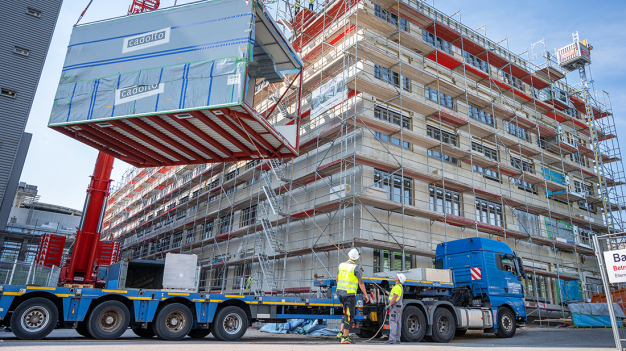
[341,337,355,344]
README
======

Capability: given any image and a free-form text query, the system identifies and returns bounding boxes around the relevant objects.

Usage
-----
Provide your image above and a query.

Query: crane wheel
[87,300,130,340]
[211,306,248,341]
[10,298,58,340]
[152,303,193,341]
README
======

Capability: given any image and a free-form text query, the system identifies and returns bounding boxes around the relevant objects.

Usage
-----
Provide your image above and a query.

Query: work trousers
[388,303,403,342]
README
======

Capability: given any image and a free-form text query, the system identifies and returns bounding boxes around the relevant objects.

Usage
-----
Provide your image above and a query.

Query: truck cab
[435,237,527,324]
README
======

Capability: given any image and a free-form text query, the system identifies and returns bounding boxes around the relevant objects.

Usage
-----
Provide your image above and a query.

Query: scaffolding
[102,0,626,324]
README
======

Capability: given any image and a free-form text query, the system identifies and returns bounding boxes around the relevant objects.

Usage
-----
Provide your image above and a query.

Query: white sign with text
[603,248,626,283]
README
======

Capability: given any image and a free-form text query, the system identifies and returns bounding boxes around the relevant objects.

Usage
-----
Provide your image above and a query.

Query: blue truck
[0,237,526,342]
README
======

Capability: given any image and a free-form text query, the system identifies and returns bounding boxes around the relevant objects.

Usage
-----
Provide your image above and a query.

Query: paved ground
[0,327,617,350]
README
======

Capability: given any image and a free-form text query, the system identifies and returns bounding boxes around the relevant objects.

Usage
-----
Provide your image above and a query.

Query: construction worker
[336,248,370,344]
[385,273,406,344]
[308,0,314,10]
[295,0,301,13]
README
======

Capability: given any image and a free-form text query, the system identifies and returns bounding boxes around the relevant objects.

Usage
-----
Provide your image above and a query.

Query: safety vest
[337,261,359,295]
[389,284,403,301]
[295,0,300,8]
[309,0,314,4]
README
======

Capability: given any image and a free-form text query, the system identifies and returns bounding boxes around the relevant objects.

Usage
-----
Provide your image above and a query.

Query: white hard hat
[396,273,406,284]
[348,248,360,260]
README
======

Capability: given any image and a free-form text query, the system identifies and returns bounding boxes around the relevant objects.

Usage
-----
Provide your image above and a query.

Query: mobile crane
[0,0,526,342]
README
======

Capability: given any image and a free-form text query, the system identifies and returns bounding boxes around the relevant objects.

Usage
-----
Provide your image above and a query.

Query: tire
[211,306,248,341]
[76,321,92,338]
[87,300,130,340]
[152,303,193,341]
[454,329,467,337]
[431,308,455,343]
[495,307,516,338]
[188,328,211,339]
[210,321,224,341]
[10,298,58,340]
[400,306,426,342]
[132,325,155,338]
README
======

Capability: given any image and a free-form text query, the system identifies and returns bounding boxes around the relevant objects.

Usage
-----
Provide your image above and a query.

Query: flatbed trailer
[0,277,453,341]
[0,238,526,342]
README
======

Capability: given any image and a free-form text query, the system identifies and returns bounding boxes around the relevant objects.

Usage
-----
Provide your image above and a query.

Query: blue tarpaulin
[569,303,625,328]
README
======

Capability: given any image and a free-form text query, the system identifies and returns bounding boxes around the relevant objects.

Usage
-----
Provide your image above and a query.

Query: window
[578,228,596,247]
[475,198,503,227]
[233,263,252,290]
[468,104,493,126]
[472,143,499,180]
[211,266,228,290]
[575,181,596,212]
[192,190,200,199]
[13,47,29,56]
[219,213,233,234]
[496,254,519,276]
[374,65,411,91]
[374,169,412,205]
[1,240,21,262]
[499,70,524,90]
[507,122,530,142]
[374,106,411,148]
[524,274,551,303]
[429,186,461,215]
[374,5,408,31]
[463,51,488,72]
[241,205,257,227]
[26,7,42,17]
[425,87,454,109]
[203,221,215,240]
[426,125,458,164]
[156,237,170,252]
[225,169,238,181]
[1,88,17,98]
[545,218,573,241]
[423,31,451,54]
[185,228,195,244]
[172,231,183,248]
[516,210,540,237]
[511,157,535,191]
[373,249,413,273]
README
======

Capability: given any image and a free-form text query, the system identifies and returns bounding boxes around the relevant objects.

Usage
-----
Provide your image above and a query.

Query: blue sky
[20,0,626,210]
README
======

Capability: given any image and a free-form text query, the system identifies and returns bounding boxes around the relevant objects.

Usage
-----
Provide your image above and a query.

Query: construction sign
[603,248,626,284]
[35,233,66,268]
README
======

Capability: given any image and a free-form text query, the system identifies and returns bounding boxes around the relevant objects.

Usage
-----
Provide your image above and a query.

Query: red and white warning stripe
[471,267,482,280]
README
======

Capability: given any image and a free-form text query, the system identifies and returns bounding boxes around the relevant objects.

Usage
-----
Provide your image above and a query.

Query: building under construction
[101,0,626,322]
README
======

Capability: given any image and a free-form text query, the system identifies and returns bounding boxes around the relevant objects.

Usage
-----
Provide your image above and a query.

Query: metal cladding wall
[0,1,62,212]
[49,0,254,126]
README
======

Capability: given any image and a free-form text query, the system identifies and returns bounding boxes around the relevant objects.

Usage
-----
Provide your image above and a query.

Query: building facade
[1,182,80,264]
[0,0,63,230]
[102,0,624,321]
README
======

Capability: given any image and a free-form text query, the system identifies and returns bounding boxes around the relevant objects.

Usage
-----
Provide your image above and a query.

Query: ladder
[578,83,613,231]
[255,239,279,293]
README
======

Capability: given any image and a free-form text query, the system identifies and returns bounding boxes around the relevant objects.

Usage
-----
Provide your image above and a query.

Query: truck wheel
[152,303,193,341]
[211,306,248,341]
[495,307,516,338]
[188,328,211,338]
[400,306,426,342]
[76,321,92,338]
[10,298,58,340]
[132,325,155,338]
[87,300,130,340]
[431,308,455,343]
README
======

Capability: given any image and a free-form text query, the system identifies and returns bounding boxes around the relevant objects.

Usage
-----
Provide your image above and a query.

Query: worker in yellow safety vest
[295,0,301,13]
[308,0,314,10]
[385,273,406,344]
[336,248,370,344]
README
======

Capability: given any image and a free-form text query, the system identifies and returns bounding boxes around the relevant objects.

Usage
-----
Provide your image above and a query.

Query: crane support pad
[49,0,302,167]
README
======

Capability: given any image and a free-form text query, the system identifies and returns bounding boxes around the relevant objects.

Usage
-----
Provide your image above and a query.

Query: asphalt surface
[0,327,618,350]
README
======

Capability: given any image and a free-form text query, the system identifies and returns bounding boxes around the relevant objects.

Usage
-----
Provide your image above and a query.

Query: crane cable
[76,0,94,25]
[231,112,395,343]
